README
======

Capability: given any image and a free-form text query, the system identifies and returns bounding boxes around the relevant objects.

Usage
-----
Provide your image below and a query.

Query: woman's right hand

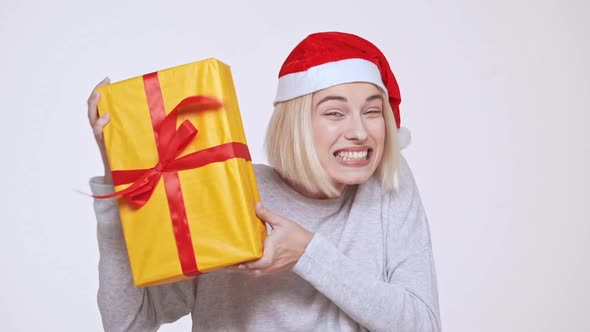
[87,77,113,184]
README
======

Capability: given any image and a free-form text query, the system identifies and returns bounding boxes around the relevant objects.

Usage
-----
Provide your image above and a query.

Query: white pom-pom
[398,126,411,150]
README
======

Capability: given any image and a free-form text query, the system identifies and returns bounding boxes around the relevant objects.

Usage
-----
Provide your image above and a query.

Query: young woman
[88,31,441,331]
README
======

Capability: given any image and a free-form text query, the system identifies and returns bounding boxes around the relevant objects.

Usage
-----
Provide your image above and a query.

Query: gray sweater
[91,158,441,331]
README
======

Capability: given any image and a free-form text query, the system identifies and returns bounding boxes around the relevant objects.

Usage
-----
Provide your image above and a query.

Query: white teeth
[335,150,368,161]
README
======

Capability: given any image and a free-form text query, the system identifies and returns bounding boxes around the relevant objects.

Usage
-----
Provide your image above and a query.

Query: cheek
[368,121,386,146]
[313,122,341,151]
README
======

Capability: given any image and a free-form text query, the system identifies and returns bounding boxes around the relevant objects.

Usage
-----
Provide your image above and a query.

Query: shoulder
[252,163,277,186]
[357,155,418,203]
[253,163,273,175]
[252,163,284,199]
[396,154,419,200]
[386,155,432,247]
[379,155,426,230]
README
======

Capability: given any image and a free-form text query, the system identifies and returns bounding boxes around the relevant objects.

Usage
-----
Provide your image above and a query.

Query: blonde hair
[265,90,401,197]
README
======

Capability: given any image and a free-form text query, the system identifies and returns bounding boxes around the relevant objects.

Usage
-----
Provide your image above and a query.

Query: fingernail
[255,202,261,208]
[104,113,110,120]
[238,264,245,269]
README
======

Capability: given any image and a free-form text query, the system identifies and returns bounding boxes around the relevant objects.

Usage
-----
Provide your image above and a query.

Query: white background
[1,0,588,331]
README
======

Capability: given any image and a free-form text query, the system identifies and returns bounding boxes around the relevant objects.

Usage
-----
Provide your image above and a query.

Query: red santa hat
[274,31,410,149]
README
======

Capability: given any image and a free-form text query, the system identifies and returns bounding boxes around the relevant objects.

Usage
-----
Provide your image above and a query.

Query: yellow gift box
[97,58,266,287]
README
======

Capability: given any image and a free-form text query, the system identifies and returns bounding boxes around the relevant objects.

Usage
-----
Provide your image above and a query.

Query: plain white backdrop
[1,0,588,331]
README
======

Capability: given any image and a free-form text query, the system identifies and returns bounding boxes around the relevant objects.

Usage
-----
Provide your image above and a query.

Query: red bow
[94,96,229,206]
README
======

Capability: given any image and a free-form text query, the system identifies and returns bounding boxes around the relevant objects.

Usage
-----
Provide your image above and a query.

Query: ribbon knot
[95,95,225,208]
[155,161,166,173]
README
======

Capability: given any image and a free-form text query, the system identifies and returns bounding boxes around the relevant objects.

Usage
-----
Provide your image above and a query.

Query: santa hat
[274,31,410,149]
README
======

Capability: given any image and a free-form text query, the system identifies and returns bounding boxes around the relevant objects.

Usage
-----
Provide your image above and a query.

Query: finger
[226,265,265,278]
[243,254,272,270]
[243,239,274,270]
[255,203,283,228]
[249,269,265,278]
[236,268,264,278]
[225,260,254,270]
[87,77,110,125]
[243,259,268,271]
[93,113,110,140]
[87,90,100,126]
[225,265,243,271]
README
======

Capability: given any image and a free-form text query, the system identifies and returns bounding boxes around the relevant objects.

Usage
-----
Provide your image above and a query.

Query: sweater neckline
[269,169,354,217]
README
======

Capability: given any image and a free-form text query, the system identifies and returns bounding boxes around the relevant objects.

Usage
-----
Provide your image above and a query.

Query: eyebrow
[315,95,347,108]
[315,94,383,108]
[365,94,383,103]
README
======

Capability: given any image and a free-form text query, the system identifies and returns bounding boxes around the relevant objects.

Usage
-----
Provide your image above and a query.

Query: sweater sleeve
[91,176,196,332]
[291,161,441,332]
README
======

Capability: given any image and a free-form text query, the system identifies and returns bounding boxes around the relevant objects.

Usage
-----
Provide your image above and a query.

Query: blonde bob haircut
[265,88,401,198]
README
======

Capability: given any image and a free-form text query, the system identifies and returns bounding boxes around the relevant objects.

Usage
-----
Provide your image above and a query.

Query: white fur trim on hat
[398,126,411,150]
[274,58,386,104]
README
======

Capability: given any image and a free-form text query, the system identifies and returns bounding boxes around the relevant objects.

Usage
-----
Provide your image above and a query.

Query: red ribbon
[95,72,252,276]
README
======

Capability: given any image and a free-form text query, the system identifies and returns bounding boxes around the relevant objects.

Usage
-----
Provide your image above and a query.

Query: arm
[236,190,440,332]
[92,177,195,332]
[292,162,440,331]
[292,237,439,332]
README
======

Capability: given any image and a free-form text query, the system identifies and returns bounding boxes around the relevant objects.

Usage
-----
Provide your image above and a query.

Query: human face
[311,82,386,193]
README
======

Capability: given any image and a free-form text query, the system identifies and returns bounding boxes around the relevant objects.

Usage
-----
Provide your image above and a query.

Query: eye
[324,110,345,117]
[364,108,383,115]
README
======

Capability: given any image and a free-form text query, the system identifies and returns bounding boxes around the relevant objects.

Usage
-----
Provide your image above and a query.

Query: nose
[343,117,368,142]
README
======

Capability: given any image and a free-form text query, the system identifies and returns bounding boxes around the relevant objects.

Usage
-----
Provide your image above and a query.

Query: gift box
[96,58,266,287]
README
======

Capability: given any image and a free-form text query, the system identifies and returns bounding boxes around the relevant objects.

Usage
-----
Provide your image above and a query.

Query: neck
[277,172,346,200]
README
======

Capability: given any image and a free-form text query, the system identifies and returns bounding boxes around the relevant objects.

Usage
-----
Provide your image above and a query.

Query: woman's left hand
[227,203,314,278]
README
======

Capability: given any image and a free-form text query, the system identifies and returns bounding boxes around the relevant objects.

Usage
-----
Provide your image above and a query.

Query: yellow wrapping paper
[97,58,266,287]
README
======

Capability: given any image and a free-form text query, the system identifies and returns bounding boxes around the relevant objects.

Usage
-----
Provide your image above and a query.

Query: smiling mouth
[334,149,372,161]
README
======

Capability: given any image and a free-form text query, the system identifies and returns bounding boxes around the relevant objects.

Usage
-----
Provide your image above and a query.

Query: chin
[331,172,373,186]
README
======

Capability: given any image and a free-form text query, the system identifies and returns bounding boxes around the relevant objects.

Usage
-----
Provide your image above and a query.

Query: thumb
[255,202,282,228]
